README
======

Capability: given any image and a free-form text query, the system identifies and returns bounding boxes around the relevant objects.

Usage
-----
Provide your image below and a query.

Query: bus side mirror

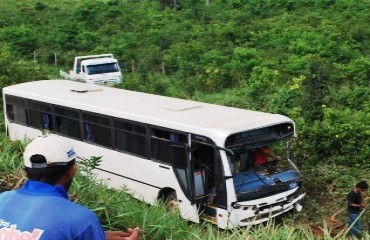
[170,144,188,169]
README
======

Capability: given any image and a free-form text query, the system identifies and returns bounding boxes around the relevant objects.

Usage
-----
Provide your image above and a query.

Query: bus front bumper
[233,188,306,226]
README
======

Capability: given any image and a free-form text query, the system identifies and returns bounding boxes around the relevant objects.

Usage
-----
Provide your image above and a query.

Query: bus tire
[164,191,178,212]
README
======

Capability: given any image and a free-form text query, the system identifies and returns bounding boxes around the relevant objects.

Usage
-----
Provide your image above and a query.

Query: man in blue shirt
[0,135,140,240]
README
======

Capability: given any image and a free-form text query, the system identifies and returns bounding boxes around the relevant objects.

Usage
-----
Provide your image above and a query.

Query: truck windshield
[86,63,119,75]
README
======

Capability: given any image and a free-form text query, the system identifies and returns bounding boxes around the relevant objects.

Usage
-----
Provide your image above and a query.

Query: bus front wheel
[165,191,178,212]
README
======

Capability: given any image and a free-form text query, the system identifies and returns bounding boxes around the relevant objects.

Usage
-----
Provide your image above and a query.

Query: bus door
[191,140,229,226]
[170,143,199,222]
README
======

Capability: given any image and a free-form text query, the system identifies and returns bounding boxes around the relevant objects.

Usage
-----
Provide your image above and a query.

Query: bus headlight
[289,182,298,189]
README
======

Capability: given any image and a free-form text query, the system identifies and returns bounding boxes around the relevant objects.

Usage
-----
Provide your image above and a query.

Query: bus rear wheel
[164,191,178,212]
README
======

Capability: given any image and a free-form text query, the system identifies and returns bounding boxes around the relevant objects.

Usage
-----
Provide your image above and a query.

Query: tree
[300,56,330,122]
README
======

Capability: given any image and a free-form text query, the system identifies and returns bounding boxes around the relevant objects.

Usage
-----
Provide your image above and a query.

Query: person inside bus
[238,151,255,172]
[253,146,281,173]
[0,135,140,240]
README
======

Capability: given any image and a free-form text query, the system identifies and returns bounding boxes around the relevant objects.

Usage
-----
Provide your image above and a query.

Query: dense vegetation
[0,0,369,238]
[1,0,369,166]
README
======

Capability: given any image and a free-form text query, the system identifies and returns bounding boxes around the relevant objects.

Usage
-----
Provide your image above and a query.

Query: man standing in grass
[0,135,140,240]
[347,180,368,238]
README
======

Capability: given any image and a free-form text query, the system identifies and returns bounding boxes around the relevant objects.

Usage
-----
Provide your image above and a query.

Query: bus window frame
[28,100,53,131]
[113,118,149,158]
[150,126,187,165]
[53,105,82,140]
[4,95,28,126]
[82,111,113,149]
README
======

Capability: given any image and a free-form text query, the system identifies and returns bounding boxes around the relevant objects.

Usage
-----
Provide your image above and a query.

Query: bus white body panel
[3,80,305,229]
[7,122,40,141]
[68,138,200,222]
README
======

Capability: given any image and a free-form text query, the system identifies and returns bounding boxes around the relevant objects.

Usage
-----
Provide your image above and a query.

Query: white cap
[23,135,77,168]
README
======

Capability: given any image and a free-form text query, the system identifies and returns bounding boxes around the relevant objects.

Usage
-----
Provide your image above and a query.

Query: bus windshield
[86,63,119,75]
[225,123,302,202]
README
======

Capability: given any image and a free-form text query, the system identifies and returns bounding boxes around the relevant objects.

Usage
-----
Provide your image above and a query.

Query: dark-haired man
[347,180,368,238]
[0,135,140,240]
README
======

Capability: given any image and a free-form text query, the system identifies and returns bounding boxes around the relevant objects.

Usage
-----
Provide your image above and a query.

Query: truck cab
[78,57,122,85]
[60,54,123,85]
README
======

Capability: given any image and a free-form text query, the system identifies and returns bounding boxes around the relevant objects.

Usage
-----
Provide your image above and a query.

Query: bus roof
[3,80,293,145]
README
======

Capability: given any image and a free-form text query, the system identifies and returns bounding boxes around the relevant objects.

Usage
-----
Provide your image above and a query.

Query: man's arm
[349,202,365,208]
[105,228,140,240]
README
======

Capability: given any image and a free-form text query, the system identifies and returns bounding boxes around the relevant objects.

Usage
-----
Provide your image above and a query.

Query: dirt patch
[0,172,25,192]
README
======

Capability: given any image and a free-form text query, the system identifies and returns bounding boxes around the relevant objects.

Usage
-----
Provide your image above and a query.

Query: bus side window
[82,113,112,148]
[6,104,15,121]
[5,96,27,125]
[83,123,94,142]
[151,128,187,164]
[54,106,81,140]
[29,109,53,131]
[42,113,52,130]
[29,110,43,129]
[191,144,211,170]
[28,101,53,131]
[170,133,178,141]
[114,119,147,157]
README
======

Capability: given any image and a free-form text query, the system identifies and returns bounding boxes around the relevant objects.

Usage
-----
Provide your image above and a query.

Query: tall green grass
[0,136,24,172]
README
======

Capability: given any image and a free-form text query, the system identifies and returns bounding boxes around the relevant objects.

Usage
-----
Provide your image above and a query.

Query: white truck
[60,54,123,85]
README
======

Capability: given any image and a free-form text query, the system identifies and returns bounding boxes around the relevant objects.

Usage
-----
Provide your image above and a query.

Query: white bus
[3,80,305,229]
